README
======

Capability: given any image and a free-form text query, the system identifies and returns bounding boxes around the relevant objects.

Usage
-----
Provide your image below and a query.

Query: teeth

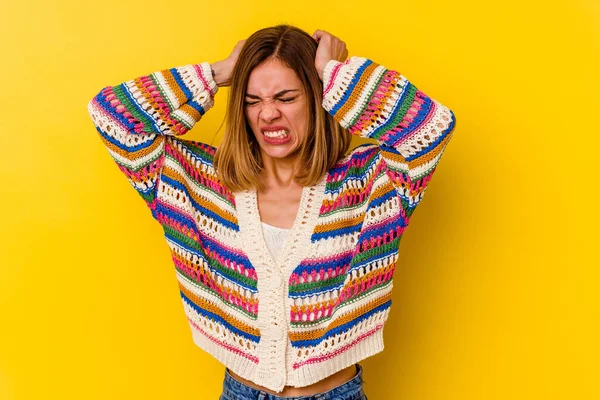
[263,129,289,138]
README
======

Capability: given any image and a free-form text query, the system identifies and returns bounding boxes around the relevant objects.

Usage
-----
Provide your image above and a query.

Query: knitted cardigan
[87,56,456,393]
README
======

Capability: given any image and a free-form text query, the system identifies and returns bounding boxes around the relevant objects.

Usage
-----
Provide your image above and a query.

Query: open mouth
[262,129,289,139]
[261,128,292,144]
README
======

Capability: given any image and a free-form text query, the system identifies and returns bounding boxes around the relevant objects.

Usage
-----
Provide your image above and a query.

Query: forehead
[246,59,302,95]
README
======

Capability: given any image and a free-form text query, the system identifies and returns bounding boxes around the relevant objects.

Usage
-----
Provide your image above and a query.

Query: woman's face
[244,58,309,162]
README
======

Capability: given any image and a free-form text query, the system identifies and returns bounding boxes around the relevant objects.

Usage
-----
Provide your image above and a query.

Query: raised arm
[321,55,457,221]
[85,37,246,216]
[86,62,218,215]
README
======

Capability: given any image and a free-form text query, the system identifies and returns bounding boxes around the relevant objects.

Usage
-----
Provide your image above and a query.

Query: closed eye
[244,97,297,106]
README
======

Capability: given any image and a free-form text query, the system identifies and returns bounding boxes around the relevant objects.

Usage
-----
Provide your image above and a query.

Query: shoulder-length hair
[213,24,352,192]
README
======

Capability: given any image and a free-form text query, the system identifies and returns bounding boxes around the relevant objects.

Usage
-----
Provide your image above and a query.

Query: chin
[259,144,299,160]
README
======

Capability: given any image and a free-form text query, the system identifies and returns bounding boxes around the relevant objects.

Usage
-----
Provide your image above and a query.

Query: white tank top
[261,222,291,260]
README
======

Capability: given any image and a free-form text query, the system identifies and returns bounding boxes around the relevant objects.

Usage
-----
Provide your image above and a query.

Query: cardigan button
[271,372,284,388]
[272,274,283,288]
[270,327,284,340]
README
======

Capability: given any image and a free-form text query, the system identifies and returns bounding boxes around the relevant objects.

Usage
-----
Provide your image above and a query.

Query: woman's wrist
[210,59,232,87]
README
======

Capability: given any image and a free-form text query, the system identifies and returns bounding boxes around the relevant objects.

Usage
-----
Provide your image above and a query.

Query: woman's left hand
[312,29,348,81]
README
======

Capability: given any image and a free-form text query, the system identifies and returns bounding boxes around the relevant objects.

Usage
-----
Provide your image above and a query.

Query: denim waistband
[220,364,365,400]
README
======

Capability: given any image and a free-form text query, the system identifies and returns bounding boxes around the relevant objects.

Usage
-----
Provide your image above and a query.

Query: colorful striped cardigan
[87,56,456,393]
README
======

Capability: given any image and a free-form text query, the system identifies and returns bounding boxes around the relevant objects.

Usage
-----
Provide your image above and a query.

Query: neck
[260,153,301,189]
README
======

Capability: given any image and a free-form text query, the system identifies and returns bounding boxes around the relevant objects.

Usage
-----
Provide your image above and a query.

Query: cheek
[291,106,309,128]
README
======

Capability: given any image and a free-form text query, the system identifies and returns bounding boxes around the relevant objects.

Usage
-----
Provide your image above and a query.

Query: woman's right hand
[211,39,246,87]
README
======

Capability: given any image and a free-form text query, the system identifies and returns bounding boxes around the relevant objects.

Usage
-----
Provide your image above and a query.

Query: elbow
[442,105,457,137]
[448,108,457,134]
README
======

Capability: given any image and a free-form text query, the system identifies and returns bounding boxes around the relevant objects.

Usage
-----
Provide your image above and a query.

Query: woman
[87,24,456,400]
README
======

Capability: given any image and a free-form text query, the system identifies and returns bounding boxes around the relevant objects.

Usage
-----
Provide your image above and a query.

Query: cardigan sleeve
[321,56,457,220]
[86,62,218,211]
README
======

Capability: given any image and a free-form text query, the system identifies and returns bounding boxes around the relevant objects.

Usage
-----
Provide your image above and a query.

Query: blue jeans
[219,364,368,400]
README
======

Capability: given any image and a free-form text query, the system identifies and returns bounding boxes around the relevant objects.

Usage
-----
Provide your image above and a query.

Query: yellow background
[1,0,598,398]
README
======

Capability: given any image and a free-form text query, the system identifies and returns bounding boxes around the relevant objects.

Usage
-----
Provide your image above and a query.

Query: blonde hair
[214,24,352,192]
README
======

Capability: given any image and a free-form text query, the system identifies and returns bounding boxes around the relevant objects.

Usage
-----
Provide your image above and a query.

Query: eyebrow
[245,89,300,99]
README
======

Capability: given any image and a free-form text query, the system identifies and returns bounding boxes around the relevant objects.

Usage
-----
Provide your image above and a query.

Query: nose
[259,102,281,121]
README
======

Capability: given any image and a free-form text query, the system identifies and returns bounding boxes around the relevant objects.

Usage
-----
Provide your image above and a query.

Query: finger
[312,29,327,41]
